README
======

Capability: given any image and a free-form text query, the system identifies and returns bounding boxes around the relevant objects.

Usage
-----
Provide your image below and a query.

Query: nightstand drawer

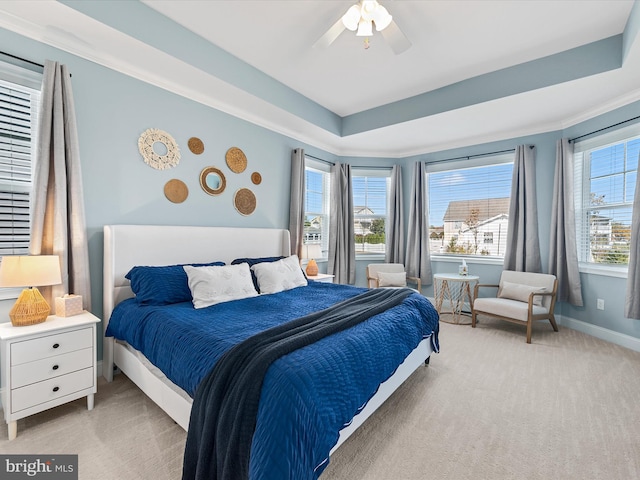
[11,367,94,414]
[11,327,93,365]
[11,348,93,388]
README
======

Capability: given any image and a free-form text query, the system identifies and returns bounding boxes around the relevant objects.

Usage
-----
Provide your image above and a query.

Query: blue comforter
[106,281,439,479]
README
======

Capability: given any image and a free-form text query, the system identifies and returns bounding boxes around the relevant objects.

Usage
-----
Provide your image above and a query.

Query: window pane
[575,130,639,266]
[304,165,330,256]
[429,162,512,257]
[353,175,388,255]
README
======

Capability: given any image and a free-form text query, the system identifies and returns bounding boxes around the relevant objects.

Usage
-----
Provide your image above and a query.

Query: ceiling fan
[314,0,411,54]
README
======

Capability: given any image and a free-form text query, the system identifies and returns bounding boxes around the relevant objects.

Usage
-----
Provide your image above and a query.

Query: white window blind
[352,168,390,256]
[0,78,39,256]
[304,158,330,256]
[574,123,640,267]
[427,154,513,257]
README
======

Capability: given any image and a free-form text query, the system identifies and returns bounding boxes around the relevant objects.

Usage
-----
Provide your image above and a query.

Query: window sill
[0,287,22,301]
[430,255,504,266]
[578,263,628,278]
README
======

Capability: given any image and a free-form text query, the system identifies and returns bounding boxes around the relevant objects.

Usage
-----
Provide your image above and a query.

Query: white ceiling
[1,1,639,157]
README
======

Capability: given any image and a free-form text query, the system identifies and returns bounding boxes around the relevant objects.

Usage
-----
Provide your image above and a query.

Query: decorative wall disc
[138,128,180,170]
[226,147,247,173]
[234,188,256,216]
[164,179,189,204]
[251,172,262,185]
[200,166,226,196]
[188,137,204,155]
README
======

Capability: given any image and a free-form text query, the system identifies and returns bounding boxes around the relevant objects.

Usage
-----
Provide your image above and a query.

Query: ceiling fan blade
[313,18,346,49]
[381,19,411,55]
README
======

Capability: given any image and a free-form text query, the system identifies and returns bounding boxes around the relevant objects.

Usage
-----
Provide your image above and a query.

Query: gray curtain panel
[549,139,583,306]
[405,162,432,286]
[288,148,305,258]
[30,60,91,309]
[503,145,542,273]
[385,165,404,264]
[328,163,355,284]
[625,151,640,319]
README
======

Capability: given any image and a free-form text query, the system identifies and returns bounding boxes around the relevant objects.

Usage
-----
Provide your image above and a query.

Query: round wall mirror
[200,166,226,196]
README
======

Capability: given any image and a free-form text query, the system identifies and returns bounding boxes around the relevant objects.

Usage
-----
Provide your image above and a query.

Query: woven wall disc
[251,172,262,185]
[188,137,204,155]
[234,188,256,216]
[164,179,189,203]
[138,128,180,170]
[226,147,247,173]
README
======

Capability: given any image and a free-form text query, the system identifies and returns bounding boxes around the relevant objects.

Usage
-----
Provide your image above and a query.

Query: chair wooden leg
[526,318,532,344]
[471,310,477,328]
[548,314,559,332]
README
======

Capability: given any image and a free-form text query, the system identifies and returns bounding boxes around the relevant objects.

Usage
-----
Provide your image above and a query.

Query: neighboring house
[353,206,375,236]
[439,198,510,256]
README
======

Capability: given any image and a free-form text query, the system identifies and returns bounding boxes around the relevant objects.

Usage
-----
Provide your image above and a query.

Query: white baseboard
[557,315,640,352]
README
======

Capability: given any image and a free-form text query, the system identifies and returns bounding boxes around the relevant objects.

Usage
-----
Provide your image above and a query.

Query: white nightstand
[0,311,100,440]
[307,273,335,283]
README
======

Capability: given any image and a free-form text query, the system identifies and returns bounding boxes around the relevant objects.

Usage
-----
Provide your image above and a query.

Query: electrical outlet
[597,298,605,310]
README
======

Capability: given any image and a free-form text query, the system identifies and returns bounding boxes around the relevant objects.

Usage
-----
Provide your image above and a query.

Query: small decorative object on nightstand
[301,244,322,277]
[0,311,100,440]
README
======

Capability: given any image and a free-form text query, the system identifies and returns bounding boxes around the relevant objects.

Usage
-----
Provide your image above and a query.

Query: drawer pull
[52,364,59,370]
[52,386,60,392]
[52,343,60,349]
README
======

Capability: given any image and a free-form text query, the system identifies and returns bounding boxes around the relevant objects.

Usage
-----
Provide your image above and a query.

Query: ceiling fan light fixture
[342,4,361,31]
[373,5,392,31]
[356,18,373,37]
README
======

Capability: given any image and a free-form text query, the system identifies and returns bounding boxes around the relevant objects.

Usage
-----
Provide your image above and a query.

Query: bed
[102,224,439,479]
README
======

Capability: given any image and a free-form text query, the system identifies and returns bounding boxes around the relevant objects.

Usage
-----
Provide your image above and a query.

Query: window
[574,124,639,269]
[0,61,41,298]
[427,154,513,258]
[352,169,390,255]
[304,158,330,257]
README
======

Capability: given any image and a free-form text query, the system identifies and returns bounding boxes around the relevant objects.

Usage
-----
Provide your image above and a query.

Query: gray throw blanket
[182,287,414,480]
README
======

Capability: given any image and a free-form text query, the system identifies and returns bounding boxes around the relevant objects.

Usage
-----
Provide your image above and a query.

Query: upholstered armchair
[366,263,421,291]
[471,270,558,344]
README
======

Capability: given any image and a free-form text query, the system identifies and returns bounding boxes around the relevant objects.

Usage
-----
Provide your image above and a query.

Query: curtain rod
[0,51,44,69]
[305,154,392,170]
[305,154,334,166]
[569,115,640,143]
[426,147,518,165]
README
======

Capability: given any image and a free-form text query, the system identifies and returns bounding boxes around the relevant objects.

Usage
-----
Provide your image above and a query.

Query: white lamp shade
[0,255,62,288]
[341,4,361,31]
[301,244,322,260]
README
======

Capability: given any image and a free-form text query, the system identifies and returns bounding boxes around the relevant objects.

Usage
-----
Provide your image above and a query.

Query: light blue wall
[1,18,639,356]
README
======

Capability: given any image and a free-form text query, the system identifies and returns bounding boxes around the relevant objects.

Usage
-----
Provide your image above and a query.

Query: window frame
[0,60,42,300]
[351,167,391,259]
[303,158,330,259]
[573,123,640,278]
[426,153,514,264]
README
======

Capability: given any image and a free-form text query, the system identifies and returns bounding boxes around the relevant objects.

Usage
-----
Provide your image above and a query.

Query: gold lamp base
[9,287,51,327]
[305,259,319,277]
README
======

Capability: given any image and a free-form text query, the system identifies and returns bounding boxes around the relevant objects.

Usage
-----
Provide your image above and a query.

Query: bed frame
[102,224,433,454]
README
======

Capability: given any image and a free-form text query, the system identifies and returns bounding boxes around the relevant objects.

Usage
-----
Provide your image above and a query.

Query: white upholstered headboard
[103,225,291,328]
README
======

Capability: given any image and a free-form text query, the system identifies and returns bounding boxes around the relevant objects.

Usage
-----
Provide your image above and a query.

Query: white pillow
[183,263,258,309]
[251,255,308,294]
[498,281,546,306]
[377,271,407,287]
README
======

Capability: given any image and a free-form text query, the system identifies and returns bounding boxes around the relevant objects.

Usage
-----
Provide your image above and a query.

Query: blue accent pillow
[231,256,285,292]
[126,261,225,305]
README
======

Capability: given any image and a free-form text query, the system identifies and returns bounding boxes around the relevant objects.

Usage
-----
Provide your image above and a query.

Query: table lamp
[0,255,62,326]
[301,244,322,277]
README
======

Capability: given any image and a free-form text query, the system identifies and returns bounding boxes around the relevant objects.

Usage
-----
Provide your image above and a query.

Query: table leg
[87,394,94,411]
[8,420,16,441]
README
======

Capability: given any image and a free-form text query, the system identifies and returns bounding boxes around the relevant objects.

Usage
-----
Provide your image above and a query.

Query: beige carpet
[2,317,639,479]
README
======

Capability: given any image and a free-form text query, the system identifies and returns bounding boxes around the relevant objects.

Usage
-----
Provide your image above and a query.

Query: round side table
[433,273,479,324]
